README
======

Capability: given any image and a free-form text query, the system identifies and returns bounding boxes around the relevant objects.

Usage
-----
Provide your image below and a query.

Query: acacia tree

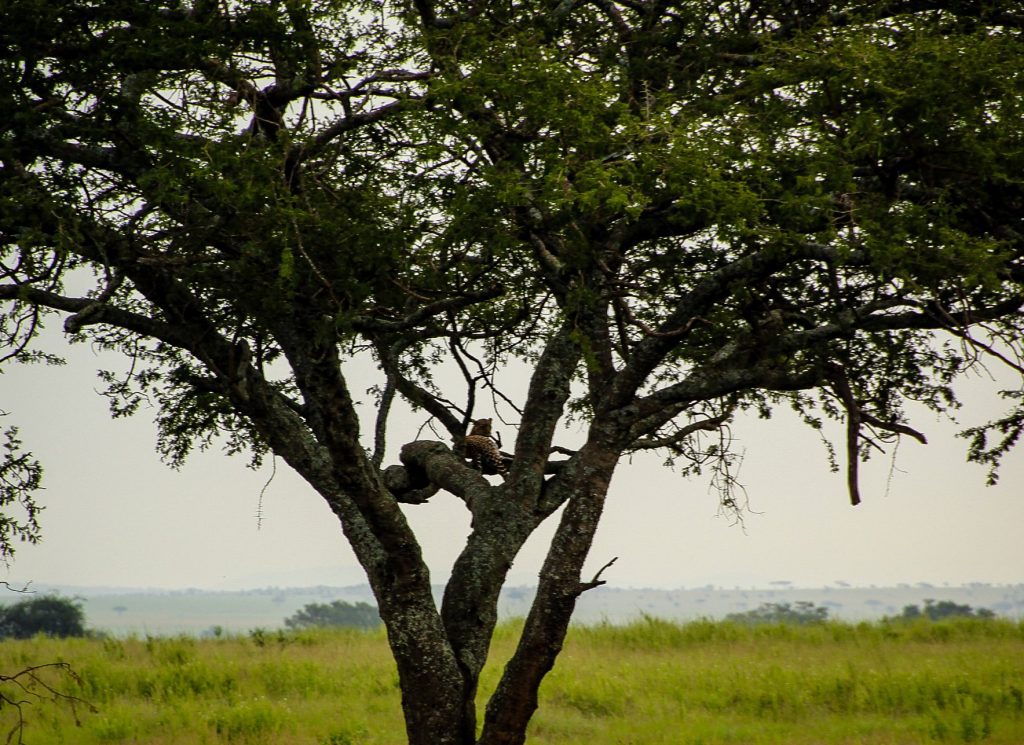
[2,1,1023,742]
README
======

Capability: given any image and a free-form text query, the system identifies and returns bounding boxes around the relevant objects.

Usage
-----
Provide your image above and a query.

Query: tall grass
[528,616,1024,744]
[2,618,1022,744]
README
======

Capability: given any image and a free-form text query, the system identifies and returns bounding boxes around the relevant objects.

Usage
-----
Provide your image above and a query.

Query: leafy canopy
[1,2,1021,487]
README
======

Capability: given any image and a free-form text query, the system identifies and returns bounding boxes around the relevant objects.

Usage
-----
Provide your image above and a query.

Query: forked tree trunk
[368,435,614,745]
[479,443,619,744]
[372,439,619,744]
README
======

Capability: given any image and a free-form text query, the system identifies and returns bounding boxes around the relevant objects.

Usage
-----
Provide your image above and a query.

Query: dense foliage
[0,595,87,639]
[284,599,381,630]
[1,2,1022,743]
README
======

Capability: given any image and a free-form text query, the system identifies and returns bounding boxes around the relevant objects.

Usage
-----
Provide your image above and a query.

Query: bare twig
[613,296,703,339]
[0,582,32,594]
[577,556,618,594]
[255,456,277,530]
[631,410,732,451]
[0,663,96,745]
[939,317,1024,376]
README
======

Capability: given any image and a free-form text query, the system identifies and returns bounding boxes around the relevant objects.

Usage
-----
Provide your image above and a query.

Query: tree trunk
[379,598,468,745]
[440,504,539,744]
[479,441,619,744]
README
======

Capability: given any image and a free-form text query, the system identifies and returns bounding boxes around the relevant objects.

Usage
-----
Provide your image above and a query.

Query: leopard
[464,418,509,476]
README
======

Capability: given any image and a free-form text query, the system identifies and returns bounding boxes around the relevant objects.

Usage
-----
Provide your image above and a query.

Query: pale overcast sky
[2,328,1022,592]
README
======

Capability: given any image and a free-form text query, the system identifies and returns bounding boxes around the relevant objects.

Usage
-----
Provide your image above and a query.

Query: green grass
[2,618,1022,744]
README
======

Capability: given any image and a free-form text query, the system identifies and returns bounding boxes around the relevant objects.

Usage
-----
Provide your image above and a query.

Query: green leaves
[0,426,43,561]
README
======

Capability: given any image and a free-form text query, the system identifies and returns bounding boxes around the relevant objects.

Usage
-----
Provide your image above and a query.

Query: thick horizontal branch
[396,440,492,504]
[17,130,122,171]
[0,285,190,346]
[618,292,1023,442]
[381,463,440,504]
[625,360,825,432]
[785,296,1024,346]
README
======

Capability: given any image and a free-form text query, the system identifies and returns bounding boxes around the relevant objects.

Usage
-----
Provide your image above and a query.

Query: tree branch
[507,321,581,498]
[827,364,928,506]
[397,440,491,505]
[576,556,617,595]
[629,409,733,452]
[294,99,418,165]
[602,242,870,413]
[376,340,465,439]
[0,285,189,347]
[0,663,96,744]
[353,284,504,334]
[829,364,864,506]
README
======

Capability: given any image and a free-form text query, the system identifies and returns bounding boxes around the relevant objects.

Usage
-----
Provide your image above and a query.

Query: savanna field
[2,618,1022,745]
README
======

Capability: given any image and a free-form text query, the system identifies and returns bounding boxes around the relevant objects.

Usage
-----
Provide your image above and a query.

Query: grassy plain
[2,618,1022,744]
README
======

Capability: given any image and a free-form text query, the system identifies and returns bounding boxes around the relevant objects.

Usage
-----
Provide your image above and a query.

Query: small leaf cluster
[0,426,42,561]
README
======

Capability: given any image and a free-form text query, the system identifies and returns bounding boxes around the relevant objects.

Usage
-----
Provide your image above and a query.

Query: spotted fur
[464,418,508,476]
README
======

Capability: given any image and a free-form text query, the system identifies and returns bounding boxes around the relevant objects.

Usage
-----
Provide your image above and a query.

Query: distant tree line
[725,598,999,626]
[284,600,381,630]
[726,601,830,625]
[894,599,995,621]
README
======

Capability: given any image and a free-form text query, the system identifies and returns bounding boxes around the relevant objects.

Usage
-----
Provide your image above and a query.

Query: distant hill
[563,583,1024,624]
[2,583,1020,636]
